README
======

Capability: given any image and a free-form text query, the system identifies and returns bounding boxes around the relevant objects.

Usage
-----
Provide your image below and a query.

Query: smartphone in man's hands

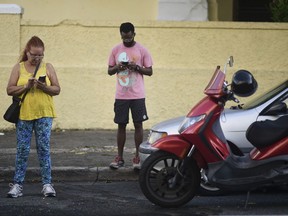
[121,61,129,66]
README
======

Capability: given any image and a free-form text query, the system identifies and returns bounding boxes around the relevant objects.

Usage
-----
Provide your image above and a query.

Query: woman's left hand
[127,61,137,71]
[35,79,47,91]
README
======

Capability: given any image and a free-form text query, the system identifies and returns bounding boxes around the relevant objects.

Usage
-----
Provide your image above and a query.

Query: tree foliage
[270,0,288,22]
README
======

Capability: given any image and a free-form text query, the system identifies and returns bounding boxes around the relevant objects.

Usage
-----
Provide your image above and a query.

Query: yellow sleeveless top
[17,62,57,120]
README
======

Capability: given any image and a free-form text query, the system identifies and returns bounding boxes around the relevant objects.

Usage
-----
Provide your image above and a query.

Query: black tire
[139,151,200,208]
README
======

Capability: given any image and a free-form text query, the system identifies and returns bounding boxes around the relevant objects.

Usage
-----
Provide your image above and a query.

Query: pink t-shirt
[108,42,153,99]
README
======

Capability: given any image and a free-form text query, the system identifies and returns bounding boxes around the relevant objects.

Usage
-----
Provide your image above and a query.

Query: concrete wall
[0,3,287,131]
[0,0,158,22]
[0,0,230,22]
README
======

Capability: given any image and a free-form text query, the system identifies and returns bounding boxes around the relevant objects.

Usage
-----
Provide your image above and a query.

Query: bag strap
[21,62,41,103]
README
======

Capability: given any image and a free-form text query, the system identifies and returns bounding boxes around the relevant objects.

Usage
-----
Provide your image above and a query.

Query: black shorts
[114,99,148,124]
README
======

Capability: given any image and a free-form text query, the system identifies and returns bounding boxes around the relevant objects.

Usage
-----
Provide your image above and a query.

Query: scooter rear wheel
[139,150,200,208]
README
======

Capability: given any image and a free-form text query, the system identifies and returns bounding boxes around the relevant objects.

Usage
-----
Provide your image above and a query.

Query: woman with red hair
[6,36,61,198]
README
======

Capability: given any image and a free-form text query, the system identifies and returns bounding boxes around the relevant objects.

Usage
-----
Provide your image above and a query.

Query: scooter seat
[246,115,288,149]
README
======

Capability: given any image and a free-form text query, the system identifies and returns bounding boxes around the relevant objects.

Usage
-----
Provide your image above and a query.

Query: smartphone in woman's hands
[38,75,46,83]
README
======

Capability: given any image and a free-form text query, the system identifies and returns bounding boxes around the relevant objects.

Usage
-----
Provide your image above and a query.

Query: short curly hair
[120,22,135,33]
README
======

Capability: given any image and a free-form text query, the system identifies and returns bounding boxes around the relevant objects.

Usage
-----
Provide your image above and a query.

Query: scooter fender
[152,135,193,160]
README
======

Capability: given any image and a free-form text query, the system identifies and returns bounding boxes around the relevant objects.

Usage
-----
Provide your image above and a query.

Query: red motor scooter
[139,56,288,208]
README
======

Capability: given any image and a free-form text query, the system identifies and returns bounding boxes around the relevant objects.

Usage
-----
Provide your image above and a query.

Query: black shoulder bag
[3,62,41,124]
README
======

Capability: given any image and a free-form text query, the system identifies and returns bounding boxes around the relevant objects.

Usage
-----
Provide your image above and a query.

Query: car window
[242,80,288,110]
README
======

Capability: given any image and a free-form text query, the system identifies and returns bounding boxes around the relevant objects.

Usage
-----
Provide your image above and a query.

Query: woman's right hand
[25,78,35,90]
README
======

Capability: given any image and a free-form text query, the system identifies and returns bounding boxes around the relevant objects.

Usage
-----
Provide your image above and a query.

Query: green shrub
[270,0,288,22]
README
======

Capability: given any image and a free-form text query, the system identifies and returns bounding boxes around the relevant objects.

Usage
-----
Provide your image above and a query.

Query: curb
[0,166,139,183]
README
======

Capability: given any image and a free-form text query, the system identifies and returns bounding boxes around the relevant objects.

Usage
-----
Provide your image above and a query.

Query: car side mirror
[262,101,287,115]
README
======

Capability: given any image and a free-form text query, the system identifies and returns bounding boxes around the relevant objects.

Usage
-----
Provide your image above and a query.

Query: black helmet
[231,70,258,97]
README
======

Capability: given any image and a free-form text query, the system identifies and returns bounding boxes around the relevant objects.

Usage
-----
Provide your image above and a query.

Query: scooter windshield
[204,66,225,97]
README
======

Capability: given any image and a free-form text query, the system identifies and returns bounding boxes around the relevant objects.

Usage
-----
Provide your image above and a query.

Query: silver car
[139,79,288,195]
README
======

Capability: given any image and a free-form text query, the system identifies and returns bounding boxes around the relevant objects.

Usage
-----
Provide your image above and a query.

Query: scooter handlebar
[227,91,239,103]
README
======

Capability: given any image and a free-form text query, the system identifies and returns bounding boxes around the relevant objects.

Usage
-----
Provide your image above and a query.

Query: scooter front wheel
[139,150,200,208]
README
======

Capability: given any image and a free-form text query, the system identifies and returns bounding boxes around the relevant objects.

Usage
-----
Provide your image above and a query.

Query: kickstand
[244,190,250,209]
[92,167,99,185]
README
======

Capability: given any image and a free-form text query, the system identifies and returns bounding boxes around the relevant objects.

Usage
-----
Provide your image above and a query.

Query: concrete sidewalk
[0,129,149,183]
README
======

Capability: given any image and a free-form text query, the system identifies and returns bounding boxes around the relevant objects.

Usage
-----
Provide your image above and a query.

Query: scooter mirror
[223,56,234,74]
[229,56,234,67]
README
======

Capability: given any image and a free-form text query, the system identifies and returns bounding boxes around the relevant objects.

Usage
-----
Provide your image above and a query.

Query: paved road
[0,129,148,182]
[0,181,287,216]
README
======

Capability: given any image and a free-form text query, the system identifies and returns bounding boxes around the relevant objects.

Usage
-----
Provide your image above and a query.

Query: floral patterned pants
[14,117,53,185]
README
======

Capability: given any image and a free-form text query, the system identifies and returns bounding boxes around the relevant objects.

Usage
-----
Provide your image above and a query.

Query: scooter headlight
[178,114,206,134]
[148,131,168,144]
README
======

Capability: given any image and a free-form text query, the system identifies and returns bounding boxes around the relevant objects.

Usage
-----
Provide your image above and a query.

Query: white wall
[158,0,208,21]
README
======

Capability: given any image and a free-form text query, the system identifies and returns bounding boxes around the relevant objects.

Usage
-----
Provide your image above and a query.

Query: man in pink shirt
[108,22,153,169]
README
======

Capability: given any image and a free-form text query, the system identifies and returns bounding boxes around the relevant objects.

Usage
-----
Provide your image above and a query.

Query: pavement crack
[93,167,99,184]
